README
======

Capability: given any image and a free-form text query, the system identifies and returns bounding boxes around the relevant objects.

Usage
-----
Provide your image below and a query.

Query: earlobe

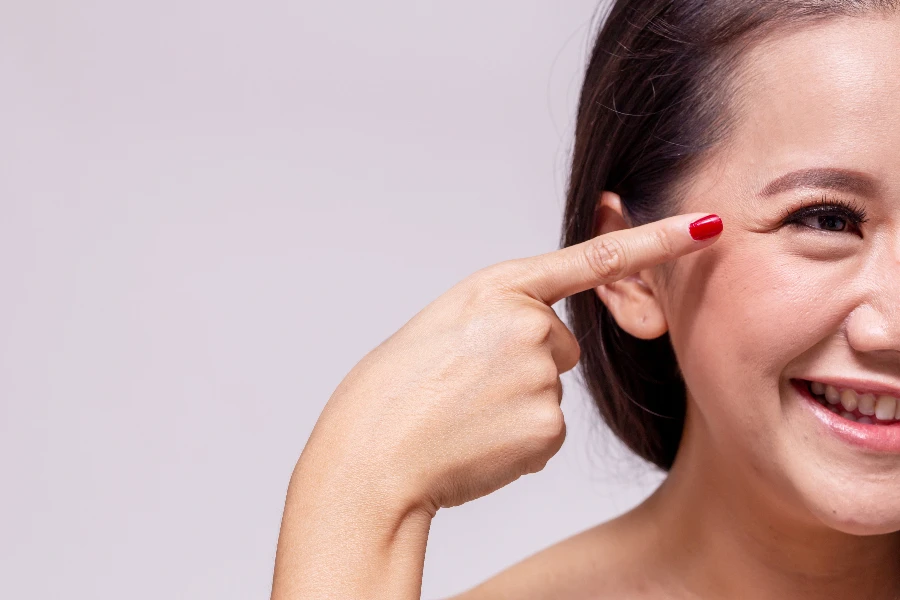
[592,191,669,340]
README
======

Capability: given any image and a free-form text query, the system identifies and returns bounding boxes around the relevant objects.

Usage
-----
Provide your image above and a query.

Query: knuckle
[524,456,549,476]
[522,408,566,475]
[562,339,582,373]
[534,404,566,443]
[532,359,560,390]
[475,260,519,287]
[651,226,677,259]
[518,311,554,346]
[460,276,499,311]
[566,338,582,369]
[464,268,495,294]
[584,236,626,281]
[464,261,518,303]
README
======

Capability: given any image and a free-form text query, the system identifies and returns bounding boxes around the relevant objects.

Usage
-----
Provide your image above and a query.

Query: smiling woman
[272,1,900,599]
[555,0,900,597]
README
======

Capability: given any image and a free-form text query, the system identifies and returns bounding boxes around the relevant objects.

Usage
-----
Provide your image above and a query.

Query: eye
[780,194,868,237]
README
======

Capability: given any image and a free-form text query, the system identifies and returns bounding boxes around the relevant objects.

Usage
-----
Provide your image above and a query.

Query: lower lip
[792,378,900,453]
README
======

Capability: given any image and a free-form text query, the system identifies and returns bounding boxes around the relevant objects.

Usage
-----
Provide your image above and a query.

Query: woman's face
[663,13,900,534]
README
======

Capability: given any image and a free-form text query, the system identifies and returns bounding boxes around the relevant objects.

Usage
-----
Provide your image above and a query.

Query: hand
[301,212,722,515]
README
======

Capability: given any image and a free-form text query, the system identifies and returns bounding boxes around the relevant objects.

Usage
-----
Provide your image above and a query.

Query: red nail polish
[689,214,722,241]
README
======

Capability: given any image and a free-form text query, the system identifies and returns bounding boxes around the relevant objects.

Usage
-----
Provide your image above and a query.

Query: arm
[270,439,435,600]
[269,210,721,599]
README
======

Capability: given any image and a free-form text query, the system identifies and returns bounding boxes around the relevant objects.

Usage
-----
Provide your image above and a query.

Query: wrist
[292,446,437,527]
[294,427,438,520]
[272,456,434,599]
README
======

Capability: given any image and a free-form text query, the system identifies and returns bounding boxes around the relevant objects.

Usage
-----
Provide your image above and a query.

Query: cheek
[665,234,858,422]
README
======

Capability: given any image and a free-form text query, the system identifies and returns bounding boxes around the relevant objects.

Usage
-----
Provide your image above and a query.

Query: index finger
[509,212,723,306]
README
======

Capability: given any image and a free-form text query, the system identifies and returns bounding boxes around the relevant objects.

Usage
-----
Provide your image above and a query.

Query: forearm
[270,451,434,600]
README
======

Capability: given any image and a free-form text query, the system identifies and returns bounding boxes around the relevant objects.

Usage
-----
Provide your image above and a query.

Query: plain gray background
[0,1,665,598]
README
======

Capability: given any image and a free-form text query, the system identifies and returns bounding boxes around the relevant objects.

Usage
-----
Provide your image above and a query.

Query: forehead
[694,13,900,201]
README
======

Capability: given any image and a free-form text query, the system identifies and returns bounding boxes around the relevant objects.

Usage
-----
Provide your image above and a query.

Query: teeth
[858,393,876,416]
[875,395,898,421]
[809,380,900,423]
[838,388,857,412]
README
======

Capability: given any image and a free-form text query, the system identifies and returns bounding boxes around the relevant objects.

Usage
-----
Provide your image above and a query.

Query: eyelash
[779,194,869,235]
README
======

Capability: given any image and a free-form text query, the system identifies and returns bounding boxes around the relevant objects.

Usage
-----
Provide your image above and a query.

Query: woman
[272,0,900,597]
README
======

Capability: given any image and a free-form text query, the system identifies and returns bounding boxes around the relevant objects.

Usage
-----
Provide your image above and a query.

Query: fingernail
[689,214,722,241]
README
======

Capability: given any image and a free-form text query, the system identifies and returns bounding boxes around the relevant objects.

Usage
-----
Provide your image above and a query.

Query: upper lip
[797,376,900,399]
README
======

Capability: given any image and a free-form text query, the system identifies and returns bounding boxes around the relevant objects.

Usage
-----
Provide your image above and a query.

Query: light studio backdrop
[0,2,664,598]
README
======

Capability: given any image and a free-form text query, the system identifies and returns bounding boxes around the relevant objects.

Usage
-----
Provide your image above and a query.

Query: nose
[845,304,900,354]
[845,255,900,355]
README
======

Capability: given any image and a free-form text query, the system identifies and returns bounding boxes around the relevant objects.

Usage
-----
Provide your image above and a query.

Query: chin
[804,485,900,537]
[742,448,900,537]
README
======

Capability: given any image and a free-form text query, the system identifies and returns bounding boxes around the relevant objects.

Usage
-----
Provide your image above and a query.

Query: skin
[270,210,720,599]
[451,12,900,600]
[272,12,900,600]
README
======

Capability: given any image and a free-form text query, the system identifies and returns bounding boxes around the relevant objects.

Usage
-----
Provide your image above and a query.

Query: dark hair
[562,0,899,470]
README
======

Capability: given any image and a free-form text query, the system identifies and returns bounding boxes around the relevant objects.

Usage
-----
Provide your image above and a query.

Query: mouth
[801,379,900,424]
[792,378,900,453]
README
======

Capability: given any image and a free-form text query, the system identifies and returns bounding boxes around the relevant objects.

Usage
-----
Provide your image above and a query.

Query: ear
[592,191,669,340]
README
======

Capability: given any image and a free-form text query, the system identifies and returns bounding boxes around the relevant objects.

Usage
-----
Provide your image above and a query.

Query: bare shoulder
[439,515,643,600]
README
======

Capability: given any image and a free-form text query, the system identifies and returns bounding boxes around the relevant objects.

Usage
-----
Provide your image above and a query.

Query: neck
[633,407,900,599]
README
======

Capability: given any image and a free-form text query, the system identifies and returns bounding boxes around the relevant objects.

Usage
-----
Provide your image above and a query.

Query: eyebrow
[758,167,879,198]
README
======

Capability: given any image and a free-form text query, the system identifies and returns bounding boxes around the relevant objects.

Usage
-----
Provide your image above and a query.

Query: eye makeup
[778,193,869,236]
